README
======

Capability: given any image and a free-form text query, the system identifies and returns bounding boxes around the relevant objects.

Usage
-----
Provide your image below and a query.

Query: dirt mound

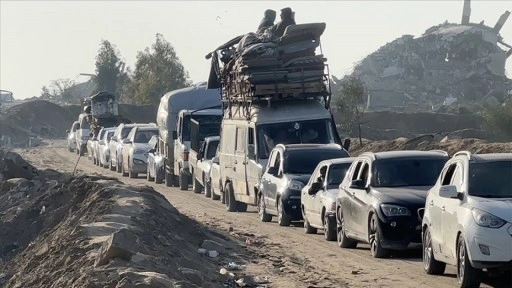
[0,100,76,147]
[0,151,259,288]
[349,137,512,156]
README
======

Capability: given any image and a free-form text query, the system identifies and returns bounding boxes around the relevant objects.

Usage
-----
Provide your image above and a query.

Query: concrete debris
[347,22,512,111]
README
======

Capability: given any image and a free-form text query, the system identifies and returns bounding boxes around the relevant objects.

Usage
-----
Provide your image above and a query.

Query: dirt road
[17,141,509,288]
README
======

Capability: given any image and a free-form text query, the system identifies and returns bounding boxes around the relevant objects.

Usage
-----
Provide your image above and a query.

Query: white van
[76,113,90,156]
[219,99,348,212]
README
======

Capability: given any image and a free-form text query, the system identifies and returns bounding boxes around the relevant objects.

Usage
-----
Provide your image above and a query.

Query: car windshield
[372,158,447,187]
[206,140,219,160]
[182,114,222,141]
[468,161,512,198]
[327,163,353,187]
[257,119,337,159]
[134,129,159,143]
[284,150,347,175]
[106,131,114,141]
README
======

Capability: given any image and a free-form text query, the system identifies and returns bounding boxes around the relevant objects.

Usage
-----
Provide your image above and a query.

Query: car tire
[121,162,128,177]
[324,214,336,241]
[225,182,237,212]
[369,213,389,258]
[277,199,291,227]
[211,183,220,201]
[155,171,163,184]
[205,178,212,198]
[179,171,188,191]
[147,167,154,181]
[423,227,446,275]
[457,234,482,288]
[304,217,317,234]
[237,201,247,212]
[109,160,115,171]
[258,193,272,222]
[337,208,357,248]
[192,175,202,193]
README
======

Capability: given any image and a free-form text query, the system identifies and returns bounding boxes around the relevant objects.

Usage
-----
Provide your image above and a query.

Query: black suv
[258,144,350,226]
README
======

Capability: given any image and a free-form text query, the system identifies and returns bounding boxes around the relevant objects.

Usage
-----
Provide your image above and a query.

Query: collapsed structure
[349,1,512,111]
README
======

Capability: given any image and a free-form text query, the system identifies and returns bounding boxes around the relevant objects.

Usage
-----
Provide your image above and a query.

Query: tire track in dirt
[20,141,503,288]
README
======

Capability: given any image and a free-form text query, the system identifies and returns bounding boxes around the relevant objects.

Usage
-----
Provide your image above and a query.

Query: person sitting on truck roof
[257,9,277,33]
[272,7,296,37]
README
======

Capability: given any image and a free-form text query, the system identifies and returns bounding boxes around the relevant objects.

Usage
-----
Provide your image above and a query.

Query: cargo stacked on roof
[211,23,330,103]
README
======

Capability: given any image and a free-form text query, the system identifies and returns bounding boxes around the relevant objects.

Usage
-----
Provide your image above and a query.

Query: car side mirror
[212,156,219,164]
[267,166,278,176]
[66,129,70,134]
[148,148,156,153]
[172,131,177,140]
[342,138,351,151]
[439,185,462,200]
[417,208,425,222]
[308,181,324,195]
[198,152,204,160]
[349,179,365,190]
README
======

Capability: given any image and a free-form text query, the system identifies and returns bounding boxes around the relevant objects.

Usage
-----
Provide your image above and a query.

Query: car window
[235,127,246,153]
[283,149,347,175]
[351,161,363,181]
[221,124,235,155]
[451,164,464,191]
[359,163,370,186]
[327,163,353,187]
[372,158,448,187]
[134,129,158,143]
[441,163,457,185]
[206,140,219,160]
[468,161,512,198]
[121,127,133,139]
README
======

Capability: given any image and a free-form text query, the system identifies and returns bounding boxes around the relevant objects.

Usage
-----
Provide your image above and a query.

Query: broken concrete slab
[95,228,139,266]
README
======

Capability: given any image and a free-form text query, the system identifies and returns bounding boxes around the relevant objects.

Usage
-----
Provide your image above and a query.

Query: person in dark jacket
[257,9,277,33]
[273,7,296,37]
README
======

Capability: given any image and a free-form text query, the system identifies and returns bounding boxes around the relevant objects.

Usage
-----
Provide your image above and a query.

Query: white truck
[188,116,222,193]
[156,83,222,188]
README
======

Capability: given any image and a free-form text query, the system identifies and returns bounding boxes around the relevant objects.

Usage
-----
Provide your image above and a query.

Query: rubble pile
[349,136,512,156]
[0,151,254,288]
[351,23,512,110]
[211,23,330,101]
[0,100,76,147]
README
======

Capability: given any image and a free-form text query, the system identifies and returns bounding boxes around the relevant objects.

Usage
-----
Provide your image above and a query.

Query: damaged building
[350,1,511,111]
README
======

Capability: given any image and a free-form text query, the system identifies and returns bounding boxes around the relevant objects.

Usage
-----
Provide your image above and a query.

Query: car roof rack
[454,150,472,159]
[428,150,449,156]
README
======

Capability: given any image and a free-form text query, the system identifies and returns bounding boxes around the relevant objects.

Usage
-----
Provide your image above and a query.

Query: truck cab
[172,108,223,190]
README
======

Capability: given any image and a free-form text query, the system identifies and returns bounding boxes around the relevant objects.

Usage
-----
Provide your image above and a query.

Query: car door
[303,165,322,226]
[430,163,456,257]
[312,164,329,227]
[351,160,372,238]
[340,160,363,234]
[261,150,278,212]
[442,162,465,260]
[265,151,282,214]
[246,127,260,204]
[234,126,248,197]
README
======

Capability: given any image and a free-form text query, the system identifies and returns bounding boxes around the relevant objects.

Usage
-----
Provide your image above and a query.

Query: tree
[333,76,367,144]
[94,40,124,94]
[132,33,191,104]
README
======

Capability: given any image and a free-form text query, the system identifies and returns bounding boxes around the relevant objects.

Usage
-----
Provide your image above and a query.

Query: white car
[301,157,354,241]
[208,145,222,202]
[194,136,220,197]
[121,126,159,178]
[109,123,155,172]
[422,151,512,288]
[66,121,79,152]
[95,128,116,167]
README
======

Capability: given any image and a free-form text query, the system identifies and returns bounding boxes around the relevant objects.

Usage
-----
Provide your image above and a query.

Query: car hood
[285,174,312,184]
[133,143,152,151]
[371,186,430,206]
[470,197,512,223]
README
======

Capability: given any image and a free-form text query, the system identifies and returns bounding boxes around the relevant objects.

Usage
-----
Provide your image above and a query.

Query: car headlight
[471,208,506,229]
[133,149,146,154]
[380,204,411,217]
[288,180,304,191]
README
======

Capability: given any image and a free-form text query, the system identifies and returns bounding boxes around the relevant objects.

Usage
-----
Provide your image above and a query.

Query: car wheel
[303,207,317,234]
[211,183,220,201]
[155,170,163,184]
[369,213,389,258]
[237,201,247,212]
[121,161,128,177]
[205,178,212,198]
[277,199,291,227]
[258,193,272,222]
[423,227,446,275]
[147,167,154,181]
[324,214,336,241]
[457,234,482,287]
[225,182,237,212]
[337,208,357,248]
[179,171,188,190]
[128,161,137,178]
[192,175,202,193]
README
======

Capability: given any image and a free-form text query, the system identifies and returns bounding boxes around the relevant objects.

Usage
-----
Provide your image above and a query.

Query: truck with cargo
[156,84,222,188]
[205,22,351,212]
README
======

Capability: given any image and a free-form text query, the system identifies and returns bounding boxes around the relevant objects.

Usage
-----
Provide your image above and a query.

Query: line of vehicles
[65,22,511,288]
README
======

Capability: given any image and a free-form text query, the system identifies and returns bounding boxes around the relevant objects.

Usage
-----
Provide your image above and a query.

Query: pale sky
[1,0,511,99]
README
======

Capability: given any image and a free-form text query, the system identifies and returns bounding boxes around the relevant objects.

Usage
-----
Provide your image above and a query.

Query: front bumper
[466,222,512,268]
[281,189,303,221]
[378,214,422,250]
[131,155,148,173]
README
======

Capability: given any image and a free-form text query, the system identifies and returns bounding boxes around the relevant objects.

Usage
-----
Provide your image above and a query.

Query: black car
[335,151,449,258]
[258,144,350,226]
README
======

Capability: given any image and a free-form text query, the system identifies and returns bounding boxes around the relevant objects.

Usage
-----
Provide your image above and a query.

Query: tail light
[182,151,189,161]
